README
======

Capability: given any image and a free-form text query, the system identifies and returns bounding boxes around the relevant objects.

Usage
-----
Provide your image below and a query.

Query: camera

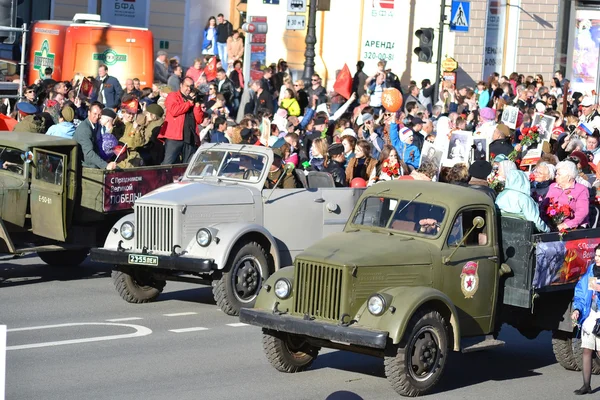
[186,87,205,104]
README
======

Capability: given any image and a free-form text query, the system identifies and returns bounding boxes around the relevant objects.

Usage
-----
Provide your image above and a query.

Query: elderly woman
[496,170,549,232]
[531,161,556,204]
[544,160,590,230]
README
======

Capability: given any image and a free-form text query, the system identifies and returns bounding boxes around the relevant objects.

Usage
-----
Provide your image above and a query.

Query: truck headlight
[196,228,212,247]
[367,294,386,316]
[120,221,134,240]
[274,278,292,299]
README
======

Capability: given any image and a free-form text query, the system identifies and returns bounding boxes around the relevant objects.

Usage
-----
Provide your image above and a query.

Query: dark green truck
[0,132,184,266]
[240,180,600,396]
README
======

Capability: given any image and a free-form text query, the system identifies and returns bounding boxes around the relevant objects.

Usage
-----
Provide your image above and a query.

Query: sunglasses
[26,90,34,94]
[311,79,319,82]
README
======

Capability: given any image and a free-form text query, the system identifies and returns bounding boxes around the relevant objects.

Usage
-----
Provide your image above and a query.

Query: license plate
[128,254,159,266]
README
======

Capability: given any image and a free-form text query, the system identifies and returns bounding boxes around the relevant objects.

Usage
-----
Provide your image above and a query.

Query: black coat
[325,160,346,187]
[489,138,513,158]
[218,78,235,107]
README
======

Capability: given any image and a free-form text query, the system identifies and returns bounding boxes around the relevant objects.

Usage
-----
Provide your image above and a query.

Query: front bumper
[239,308,389,349]
[89,248,215,273]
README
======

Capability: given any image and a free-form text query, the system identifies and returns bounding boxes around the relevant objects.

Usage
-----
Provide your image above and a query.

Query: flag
[79,77,94,98]
[204,57,218,82]
[0,113,17,130]
[121,98,139,114]
[578,122,593,136]
[333,63,352,100]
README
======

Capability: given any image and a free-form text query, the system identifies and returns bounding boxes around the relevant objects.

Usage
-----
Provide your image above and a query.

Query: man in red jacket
[159,76,204,164]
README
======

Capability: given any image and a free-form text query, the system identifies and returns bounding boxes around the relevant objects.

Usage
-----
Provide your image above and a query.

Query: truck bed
[500,216,600,308]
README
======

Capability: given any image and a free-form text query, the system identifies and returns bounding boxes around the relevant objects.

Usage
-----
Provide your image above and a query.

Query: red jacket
[158,91,204,141]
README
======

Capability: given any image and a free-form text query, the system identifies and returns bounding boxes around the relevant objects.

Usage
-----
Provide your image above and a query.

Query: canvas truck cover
[28,20,154,86]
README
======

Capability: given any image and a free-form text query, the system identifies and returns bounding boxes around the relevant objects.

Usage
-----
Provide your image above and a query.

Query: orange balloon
[382,88,403,112]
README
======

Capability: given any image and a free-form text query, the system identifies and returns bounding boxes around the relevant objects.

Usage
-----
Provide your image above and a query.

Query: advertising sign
[100,0,149,28]
[359,0,404,74]
[103,166,187,212]
[571,9,600,95]
[482,0,506,79]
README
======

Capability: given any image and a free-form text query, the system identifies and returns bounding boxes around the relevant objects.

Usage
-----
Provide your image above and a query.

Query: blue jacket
[46,121,75,139]
[574,263,597,324]
[207,130,229,144]
[495,170,549,233]
[92,75,123,109]
[389,123,421,169]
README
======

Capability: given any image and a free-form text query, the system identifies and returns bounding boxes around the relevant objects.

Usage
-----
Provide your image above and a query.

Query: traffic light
[414,28,434,63]
[242,22,268,34]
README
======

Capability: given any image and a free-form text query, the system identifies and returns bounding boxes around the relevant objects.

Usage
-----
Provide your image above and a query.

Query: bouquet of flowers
[545,197,573,233]
[381,159,400,178]
[487,168,505,193]
[509,125,540,161]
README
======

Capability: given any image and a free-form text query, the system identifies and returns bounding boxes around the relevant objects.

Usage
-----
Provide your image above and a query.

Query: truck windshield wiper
[396,192,422,215]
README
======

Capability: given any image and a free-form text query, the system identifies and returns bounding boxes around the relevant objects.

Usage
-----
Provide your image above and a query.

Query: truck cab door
[30,149,67,241]
[440,207,499,336]
[0,145,28,227]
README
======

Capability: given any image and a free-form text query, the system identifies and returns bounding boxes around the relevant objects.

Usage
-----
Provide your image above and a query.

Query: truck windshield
[0,146,25,176]
[352,196,446,235]
[187,150,266,182]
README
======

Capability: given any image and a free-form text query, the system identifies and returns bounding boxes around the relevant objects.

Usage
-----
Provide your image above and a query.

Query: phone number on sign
[363,52,394,61]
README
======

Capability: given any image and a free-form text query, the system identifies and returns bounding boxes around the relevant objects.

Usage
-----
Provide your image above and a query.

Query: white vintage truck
[90,144,363,315]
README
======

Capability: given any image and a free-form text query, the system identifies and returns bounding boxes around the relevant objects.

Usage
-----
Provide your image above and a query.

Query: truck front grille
[293,261,344,321]
[135,205,174,253]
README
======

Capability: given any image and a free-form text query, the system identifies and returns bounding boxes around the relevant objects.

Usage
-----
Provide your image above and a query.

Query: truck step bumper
[461,335,505,353]
[239,308,389,350]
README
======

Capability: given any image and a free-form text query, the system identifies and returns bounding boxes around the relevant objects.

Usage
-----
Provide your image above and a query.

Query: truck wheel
[572,337,600,375]
[262,329,320,373]
[112,269,166,303]
[37,249,89,267]
[212,241,269,316]
[384,309,448,397]
[551,331,580,371]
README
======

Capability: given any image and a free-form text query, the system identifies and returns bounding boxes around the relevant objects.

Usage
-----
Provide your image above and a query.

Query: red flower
[518,135,523,140]
[529,173,535,182]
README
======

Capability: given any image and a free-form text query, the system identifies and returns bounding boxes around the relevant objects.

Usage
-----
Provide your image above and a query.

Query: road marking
[105,317,143,322]
[227,323,249,327]
[6,322,152,351]
[168,327,209,333]
[163,312,198,317]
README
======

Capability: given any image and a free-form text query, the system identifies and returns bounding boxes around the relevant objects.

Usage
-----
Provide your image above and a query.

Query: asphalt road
[0,255,594,400]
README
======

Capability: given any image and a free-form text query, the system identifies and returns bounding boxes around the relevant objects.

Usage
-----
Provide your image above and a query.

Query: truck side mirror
[473,216,485,229]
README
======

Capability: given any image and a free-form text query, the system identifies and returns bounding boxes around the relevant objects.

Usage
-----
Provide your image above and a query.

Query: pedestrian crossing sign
[450,1,470,32]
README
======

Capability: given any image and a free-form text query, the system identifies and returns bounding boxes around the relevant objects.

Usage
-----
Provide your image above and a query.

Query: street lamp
[302,0,317,86]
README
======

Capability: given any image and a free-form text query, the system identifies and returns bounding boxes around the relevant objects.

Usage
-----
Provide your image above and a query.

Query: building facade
[38,0,600,95]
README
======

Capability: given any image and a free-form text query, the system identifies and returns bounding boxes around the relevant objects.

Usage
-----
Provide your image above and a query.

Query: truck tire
[262,329,320,373]
[551,331,580,371]
[37,249,89,267]
[212,241,269,316]
[112,269,166,303]
[572,337,600,375]
[384,309,448,397]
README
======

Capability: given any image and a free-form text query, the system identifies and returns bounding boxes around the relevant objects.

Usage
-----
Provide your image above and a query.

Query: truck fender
[101,213,135,249]
[253,266,296,312]
[355,286,461,352]
[184,222,281,273]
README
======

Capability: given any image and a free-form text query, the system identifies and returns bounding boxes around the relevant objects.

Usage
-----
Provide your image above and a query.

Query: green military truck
[240,180,600,397]
[0,132,185,266]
